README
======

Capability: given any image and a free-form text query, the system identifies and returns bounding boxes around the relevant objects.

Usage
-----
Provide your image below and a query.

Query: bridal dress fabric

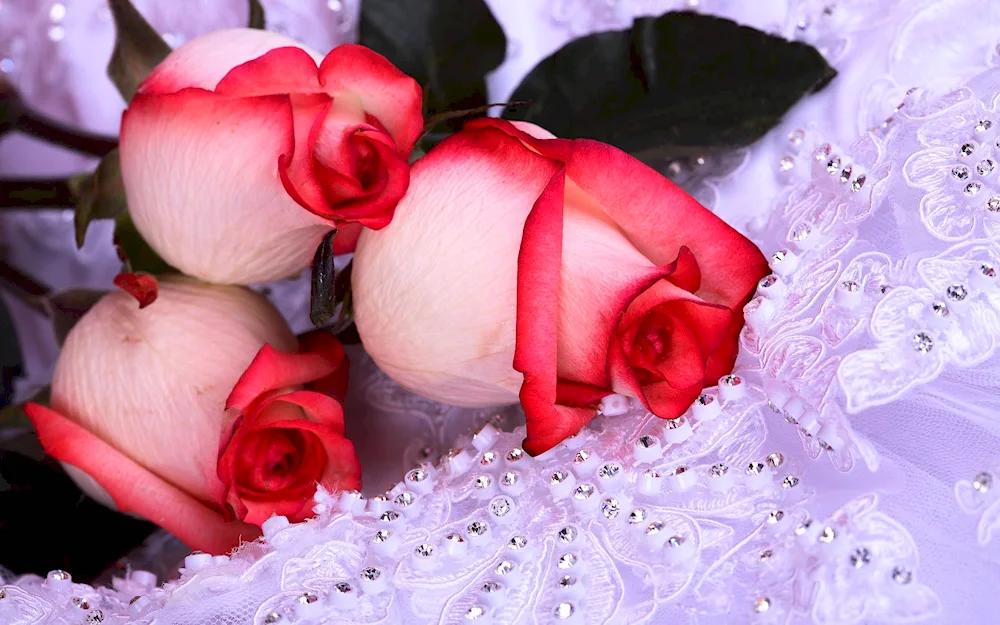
[3,0,1000,623]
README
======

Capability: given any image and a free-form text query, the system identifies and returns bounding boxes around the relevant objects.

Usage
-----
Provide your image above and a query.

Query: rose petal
[225,344,346,415]
[113,273,159,308]
[26,403,257,554]
[297,332,350,402]
[332,223,363,254]
[214,46,322,97]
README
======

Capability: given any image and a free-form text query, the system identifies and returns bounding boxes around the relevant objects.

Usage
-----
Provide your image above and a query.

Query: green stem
[15,109,118,157]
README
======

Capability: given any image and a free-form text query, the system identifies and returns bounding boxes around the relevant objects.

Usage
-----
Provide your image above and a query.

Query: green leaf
[71,148,127,248]
[310,230,338,327]
[107,0,172,102]
[42,289,106,346]
[360,0,506,128]
[504,12,836,157]
[114,211,175,276]
[248,0,266,29]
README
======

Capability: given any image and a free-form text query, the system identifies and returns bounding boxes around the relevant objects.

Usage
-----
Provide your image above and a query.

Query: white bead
[411,545,439,571]
[782,396,806,423]
[442,533,469,559]
[764,382,792,413]
[706,466,737,492]
[329,583,358,610]
[506,535,537,562]
[691,394,721,422]
[337,491,367,515]
[599,394,631,416]
[560,430,588,450]
[664,466,697,491]
[472,423,500,451]
[358,568,389,596]
[129,571,157,588]
[662,536,697,564]
[817,423,844,450]
[548,470,578,499]
[299,593,327,618]
[183,552,213,571]
[798,408,821,435]
[554,573,587,600]
[128,595,151,617]
[835,279,864,309]
[769,249,800,276]
[633,434,663,463]
[661,416,694,444]
[570,450,602,478]
[498,471,527,496]
[745,296,776,326]
[637,470,663,496]
[970,264,997,292]
[744,465,773,491]
[447,449,476,475]
[644,521,673,549]
[718,376,746,402]
[211,555,230,566]
[570,485,601,513]
[371,530,401,557]
[366,496,392,516]
[404,469,435,496]
[757,274,788,299]
[595,463,627,493]
[478,580,508,608]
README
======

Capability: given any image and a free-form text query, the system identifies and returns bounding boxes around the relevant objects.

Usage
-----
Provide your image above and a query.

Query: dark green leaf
[0,78,26,140]
[71,148,127,248]
[0,386,49,433]
[504,12,836,156]
[107,0,172,102]
[113,211,174,276]
[360,0,506,128]
[42,290,106,346]
[310,230,338,327]
[248,0,266,29]
[0,179,76,209]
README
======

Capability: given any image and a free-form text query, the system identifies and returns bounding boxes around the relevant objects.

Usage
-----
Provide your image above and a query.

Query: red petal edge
[113,273,159,309]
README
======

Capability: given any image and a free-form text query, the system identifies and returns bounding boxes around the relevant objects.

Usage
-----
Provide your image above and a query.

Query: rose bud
[119,28,423,284]
[25,278,360,554]
[352,120,769,455]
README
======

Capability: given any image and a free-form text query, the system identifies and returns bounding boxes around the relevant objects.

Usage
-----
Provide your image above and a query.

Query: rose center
[353,135,379,188]
[234,428,320,495]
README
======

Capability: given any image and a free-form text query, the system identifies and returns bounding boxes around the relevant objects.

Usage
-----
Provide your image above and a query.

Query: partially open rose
[353,120,769,455]
[25,278,359,553]
[120,28,423,284]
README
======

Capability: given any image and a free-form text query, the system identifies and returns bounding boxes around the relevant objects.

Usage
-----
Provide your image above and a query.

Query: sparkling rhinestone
[644,469,660,479]
[666,466,688,476]
[558,526,578,543]
[86,611,104,624]
[978,158,996,175]
[952,164,971,180]
[646,521,664,535]
[48,570,71,582]
[665,417,685,429]
[414,544,434,557]
[778,156,795,172]
[501,471,519,486]
[771,250,788,263]
[495,560,515,575]
[667,535,686,548]
[0,589,5,600]
[944,282,965,301]
[601,497,621,519]
[506,448,524,462]
[553,602,575,619]
[629,509,647,525]
[931,301,950,317]
[766,453,784,468]
[813,143,831,161]
[573,450,591,464]
[782,476,800,488]
[976,119,993,132]
[965,181,983,196]
[849,547,872,568]
[475,475,492,489]
[851,174,866,192]
[988,196,1000,212]
[380,510,400,523]
[709,463,729,478]
[395,492,415,507]
[263,613,282,625]
[791,223,812,241]
[755,597,771,613]
[826,156,842,173]
[840,280,860,293]
[746,462,765,475]
[557,554,578,569]
[973,471,993,493]
[480,451,497,465]
[465,605,488,620]
[794,520,813,536]
[72,597,90,609]
[550,471,569,484]
[759,275,777,289]
[557,575,577,588]
[446,533,465,544]
[360,567,381,581]
[637,435,656,448]
[373,529,391,543]
[468,521,489,536]
[696,394,715,407]
[721,374,742,386]
[509,535,527,549]
[819,527,837,543]
[299,591,320,604]
[372,494,388,504]
[598,463,621,479]
[406,468,427,483]
[912,332,934,353]
[766,510,785,524]
[490,496,513,517]
[573,484,595,500]
[759,549,774,561]
[961,142,977,157]
[839,166,852,183]
[788,129,805,146]
[891,566,913,584]
[981,263,997,278]
[482,580,502,593]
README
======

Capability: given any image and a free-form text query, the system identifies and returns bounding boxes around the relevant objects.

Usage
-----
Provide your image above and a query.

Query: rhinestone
[501,471,519,486]
[263,614,282,625]
[912,332,934,353]
[557,554,578,569]
[782,476,800,488]
[573,450,591,464]
[978,158,996,175]
[414,544,434,557]
[849,547,872,568]
[667,535,686,548]
[509,535,527,549]
[988,196,1000,212]
[406,468,427,483]
[573,484,595,500]
[598,463,621,479]
[952,164,971,180]
[86,611,104,624]
[721,374,742,386]
[468,521,489,536]
[0,589,5,600]
[765,453,784,468]
[973,472,993,493]
[931,301,950,317]
[360,567,381,581]
[779,156,795,172]
[771,250,788,263]
[696,394,715,407]
[629,509,647,525]
[418,446,434,459]
[602,497,621,519]
[946,282,966,299]
[759,275,777,289]
[554,602,575,619]
[766,510,785,524]
[482,580,502,593]
[465,605,488,620]
[976,119,993,132]
[709,463,729,478]
[839,166,852,183]
[840,280,860,293]
[851,174,866,192]
[557,575,577,588]
[373,529,391,543]
[965,181,983,196]
[826,156,842,173]
[759,549,774,560]
[480,451,497,465]
[299,591,320,604]
[506,448,524,462]
[372,494,388,504]
[791,223,812,241]
[961,142,976,157]
[446,533,465,544]
[490,496,513,517]
[814,143,832,161]
[48,570,71,582]
[755,597,771,613]
[73,597,90,610]
[637,435,656,448]
[665,418,685,429]
[495,560,515,575]
[475,475,492,489]
[645,469,660,479]
[394,492,415,507]
[746,462,765,475]
[788,129,805,146]
[666,466,688,476]
[646,521,664,535]
[558,527,578,543]
[819,527,836,543]
[981,263,997,278]
[891,566,914,584]
[794,520,813,536]
[380,510,400,523]
[550,471,569,484]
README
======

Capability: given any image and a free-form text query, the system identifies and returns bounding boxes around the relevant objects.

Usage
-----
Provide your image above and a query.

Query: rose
[352,119,769,455]
[119,28,423,284]
[25,278,360,553]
